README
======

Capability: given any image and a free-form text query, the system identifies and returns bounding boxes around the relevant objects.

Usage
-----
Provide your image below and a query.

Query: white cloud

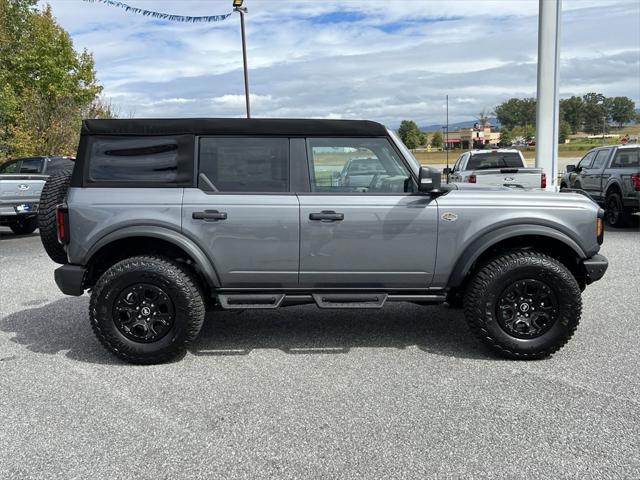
[40,0,640,126]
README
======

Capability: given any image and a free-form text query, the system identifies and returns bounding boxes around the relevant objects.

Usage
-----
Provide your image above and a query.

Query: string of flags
[82,0,232,23]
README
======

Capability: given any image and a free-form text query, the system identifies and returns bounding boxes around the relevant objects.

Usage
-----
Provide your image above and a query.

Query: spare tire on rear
[38,169,72,264]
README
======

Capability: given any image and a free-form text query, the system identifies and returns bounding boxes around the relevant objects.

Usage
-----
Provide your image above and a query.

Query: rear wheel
[38,169,72,263]
[464,251,581,359]
[605,191,631,228]
[9,216,38,235]
[90,255,205,364]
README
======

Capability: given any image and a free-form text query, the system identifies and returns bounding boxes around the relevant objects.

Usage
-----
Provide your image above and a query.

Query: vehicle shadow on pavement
[0,297,120,365]
[0,297,497,363]
[0,230,39,240]
[191,303,496,360]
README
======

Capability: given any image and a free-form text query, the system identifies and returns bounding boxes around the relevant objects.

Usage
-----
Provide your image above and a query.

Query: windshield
[467,152,522,170]
[387,128,420,173]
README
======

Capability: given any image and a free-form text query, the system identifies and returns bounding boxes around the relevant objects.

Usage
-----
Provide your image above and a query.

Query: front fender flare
[84,225,221,288]
[447,224,587,288]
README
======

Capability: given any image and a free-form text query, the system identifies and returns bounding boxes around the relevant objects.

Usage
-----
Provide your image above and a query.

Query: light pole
[233,0,250,118]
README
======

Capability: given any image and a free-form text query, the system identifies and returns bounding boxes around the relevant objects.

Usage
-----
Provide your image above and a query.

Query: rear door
[582,148,611,200]
[298,137,438,289]
[182,137,300,288]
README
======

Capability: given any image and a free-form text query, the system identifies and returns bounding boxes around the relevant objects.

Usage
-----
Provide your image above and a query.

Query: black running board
[217,292,445,309]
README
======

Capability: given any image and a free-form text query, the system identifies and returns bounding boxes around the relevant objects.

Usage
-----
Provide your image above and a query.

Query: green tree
[398,120,422,149]
[498,127,512,147]
[558,120,571,144]
[560,96,583,133]
[431,130,443,148]
[608,96,636,128]
[494,98,536,131]
[0,0,108,158]
[581,92,608,134]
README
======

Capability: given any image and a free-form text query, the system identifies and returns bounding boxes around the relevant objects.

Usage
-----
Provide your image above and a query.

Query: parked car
[445,149,546,189]
[40,118,607,364]
[560,145,639,227]
[338,156,388,189]
[0,156,74,234]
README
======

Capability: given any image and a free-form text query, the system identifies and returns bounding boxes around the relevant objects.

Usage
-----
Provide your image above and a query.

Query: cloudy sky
[42,0,640,127]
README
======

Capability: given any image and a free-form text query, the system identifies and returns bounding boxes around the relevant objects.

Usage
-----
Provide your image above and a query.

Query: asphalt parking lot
[1,225,639,479]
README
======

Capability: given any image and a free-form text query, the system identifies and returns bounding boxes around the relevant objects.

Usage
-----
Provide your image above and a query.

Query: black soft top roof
[81,118,388,137]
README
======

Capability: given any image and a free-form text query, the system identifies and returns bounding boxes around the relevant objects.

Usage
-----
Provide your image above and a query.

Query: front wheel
[90,256,205,364]
[9,216,38,235]
[464,251,581,359]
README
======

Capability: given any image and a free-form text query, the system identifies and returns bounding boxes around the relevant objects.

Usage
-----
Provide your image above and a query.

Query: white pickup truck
[444,149,546,189]
[0,156,74,234]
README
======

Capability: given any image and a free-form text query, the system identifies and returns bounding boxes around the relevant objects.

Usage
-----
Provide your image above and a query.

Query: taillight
[541,172,547,189]
[466,175,477,184]
[56,204,69,244]
[631,173,640,191]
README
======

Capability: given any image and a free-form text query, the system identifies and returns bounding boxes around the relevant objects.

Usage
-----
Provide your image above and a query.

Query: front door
[582,148,611,201]
[298,137,438,289]
[182,137,299,288]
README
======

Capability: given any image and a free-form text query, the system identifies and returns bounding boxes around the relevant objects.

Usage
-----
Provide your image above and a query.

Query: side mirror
[566,164,576,173]
[419,167,442,193]
[442,167,452,175]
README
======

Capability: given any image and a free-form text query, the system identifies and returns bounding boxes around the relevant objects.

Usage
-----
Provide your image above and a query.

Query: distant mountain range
[419,117,501,132]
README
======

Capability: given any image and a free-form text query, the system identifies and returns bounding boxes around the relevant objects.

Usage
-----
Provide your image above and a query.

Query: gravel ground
[0,225,639,479]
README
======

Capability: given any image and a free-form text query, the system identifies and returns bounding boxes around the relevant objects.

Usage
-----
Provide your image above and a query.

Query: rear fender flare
[84,225,221,288]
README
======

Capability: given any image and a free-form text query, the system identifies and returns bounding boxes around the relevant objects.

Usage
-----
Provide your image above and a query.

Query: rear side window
[611,149,639,168]
[20,158,44,173]
[199,137,289,192]
[467,152,522,170]
[87,136,193,185]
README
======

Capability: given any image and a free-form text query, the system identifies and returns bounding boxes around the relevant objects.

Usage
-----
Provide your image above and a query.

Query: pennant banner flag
[83,0,232,23]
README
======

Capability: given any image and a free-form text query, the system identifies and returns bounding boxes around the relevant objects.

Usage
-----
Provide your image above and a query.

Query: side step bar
[217,292,445,309]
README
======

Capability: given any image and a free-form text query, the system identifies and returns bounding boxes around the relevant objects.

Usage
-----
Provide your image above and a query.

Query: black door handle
[309,210,344,222]
[192,210,227,221]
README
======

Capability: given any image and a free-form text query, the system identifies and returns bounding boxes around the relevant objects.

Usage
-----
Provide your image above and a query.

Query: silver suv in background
[561,145,639,227]
[39,118,607,364]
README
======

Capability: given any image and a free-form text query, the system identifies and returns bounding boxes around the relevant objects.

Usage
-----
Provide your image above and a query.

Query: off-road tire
[605,191,631,228]
[464,251,581,359]
[38,169,72,264]
[9,216,38,235]
[90,255,205,364]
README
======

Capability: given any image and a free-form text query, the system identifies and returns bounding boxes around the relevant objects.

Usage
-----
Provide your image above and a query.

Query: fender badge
[441,212,458,222]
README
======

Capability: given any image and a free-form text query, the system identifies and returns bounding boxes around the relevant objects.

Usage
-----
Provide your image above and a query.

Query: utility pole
[233,0,250,118]
[535,0,562,188]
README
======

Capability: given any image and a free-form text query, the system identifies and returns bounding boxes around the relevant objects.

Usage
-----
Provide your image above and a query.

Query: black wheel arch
[447,225,588,289]
[82,226,221,293]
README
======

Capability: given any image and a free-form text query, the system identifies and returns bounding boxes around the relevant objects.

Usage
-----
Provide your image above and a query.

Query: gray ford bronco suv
[40,118,608,364]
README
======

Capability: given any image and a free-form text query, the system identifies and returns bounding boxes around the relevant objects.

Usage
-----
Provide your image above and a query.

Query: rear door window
[610,149,639,168]
[590,149,611,170]
[198,137,289,192]
[467,152,522,170]
[87,135,193,185]
[19,158,44,173]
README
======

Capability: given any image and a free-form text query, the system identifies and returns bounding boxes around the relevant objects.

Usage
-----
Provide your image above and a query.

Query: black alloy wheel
[113,283,175,343]
[496,279,558,339]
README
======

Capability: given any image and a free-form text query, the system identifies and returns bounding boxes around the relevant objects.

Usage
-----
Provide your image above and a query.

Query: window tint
[453,155,464,172]
[199,137,289,192]
[611,149,639,168]
[88,136,192,184]
[19,158,43,173]
[591,149,611,169]
[578,152,595,169]
[466,152,522,170]
[307,138,412,193]
[46,157,74,174]
[0,160,20,173]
